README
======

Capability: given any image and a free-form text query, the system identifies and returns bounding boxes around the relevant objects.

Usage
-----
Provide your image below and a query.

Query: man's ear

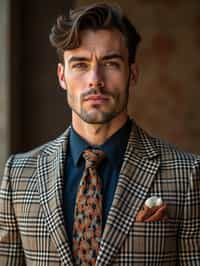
[130,63,139,86]
[57,63,67,90]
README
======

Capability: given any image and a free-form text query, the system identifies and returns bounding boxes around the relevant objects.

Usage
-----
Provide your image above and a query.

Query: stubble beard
[67,77,130,125]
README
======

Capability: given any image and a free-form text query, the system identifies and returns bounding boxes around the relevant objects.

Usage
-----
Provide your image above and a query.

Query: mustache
[81,88,114,99]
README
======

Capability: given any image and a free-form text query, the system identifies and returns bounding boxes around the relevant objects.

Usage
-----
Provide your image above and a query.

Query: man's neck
[72,112,128,146]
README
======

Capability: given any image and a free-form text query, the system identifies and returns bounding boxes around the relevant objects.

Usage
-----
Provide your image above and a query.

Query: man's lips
[84,94,109,103]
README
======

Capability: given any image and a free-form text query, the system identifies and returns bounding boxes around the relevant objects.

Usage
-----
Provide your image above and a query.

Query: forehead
[64,29,128,60]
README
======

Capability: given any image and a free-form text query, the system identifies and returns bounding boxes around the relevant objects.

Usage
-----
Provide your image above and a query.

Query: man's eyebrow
[68,56,89,64]
[68,53,125,64]
[102,53,124,61]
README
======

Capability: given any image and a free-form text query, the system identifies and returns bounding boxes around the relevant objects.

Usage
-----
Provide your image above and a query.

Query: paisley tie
[73,149,106,265]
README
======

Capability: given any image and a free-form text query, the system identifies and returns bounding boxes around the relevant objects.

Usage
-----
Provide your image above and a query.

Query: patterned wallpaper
[76,0,200,154]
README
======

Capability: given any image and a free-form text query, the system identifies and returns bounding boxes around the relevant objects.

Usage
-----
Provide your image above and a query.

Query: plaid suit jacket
[0,121,200,265]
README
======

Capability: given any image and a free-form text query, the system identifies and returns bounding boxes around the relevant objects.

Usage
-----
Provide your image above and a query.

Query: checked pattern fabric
[72,149,106,266]
[1,121,200,265]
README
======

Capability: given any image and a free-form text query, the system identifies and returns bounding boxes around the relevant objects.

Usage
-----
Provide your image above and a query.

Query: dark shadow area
[10,0,74,153]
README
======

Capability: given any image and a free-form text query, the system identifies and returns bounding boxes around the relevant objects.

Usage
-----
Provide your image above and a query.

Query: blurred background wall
[0,0,9,174]
[1,0,200,174]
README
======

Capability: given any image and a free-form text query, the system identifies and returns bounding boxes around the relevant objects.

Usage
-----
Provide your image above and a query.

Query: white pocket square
[135,196,168,222]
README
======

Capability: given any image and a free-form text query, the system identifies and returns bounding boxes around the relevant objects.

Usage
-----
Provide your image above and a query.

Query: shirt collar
[69,118,132,169]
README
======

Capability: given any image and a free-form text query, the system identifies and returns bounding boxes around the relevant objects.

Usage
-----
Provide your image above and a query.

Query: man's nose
[88,66,104,89]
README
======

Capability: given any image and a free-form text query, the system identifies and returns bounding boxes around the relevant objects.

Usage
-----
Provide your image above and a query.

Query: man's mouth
[84,94,109,104]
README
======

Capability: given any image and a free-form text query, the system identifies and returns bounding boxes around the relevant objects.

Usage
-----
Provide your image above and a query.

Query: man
[0,3,199,265]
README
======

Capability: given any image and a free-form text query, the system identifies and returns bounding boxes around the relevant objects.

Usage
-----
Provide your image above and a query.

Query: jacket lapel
[37,129,74,266]
[97,122,160,266]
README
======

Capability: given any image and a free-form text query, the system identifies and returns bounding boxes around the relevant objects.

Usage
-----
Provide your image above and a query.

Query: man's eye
[103,61,120,68]
[72,63,88,70]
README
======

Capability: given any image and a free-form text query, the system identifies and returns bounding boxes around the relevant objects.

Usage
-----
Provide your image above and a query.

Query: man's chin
[81,117,112,125]
[79,111,116,124]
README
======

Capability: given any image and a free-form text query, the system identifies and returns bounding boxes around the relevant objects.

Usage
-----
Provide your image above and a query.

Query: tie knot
[82,149,106,168]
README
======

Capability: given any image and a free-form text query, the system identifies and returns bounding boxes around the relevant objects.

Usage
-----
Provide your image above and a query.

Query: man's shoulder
[153,135,199,164]
[6,127,70,169]
[132,121,200,166]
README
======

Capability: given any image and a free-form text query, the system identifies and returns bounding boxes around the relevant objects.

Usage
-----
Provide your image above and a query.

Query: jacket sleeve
[0,155,26,265]
[177,159,200,265]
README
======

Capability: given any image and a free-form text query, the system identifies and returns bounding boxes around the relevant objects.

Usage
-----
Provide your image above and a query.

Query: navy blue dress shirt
[63,118,132,248]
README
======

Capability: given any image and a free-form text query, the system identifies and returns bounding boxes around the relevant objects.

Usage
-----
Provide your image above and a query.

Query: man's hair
[49,2,141,64]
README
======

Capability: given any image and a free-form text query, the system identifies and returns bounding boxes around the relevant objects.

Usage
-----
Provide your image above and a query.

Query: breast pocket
[114,221,178,265]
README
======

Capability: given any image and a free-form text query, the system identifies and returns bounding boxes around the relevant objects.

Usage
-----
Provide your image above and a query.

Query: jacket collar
[37,119,158,159]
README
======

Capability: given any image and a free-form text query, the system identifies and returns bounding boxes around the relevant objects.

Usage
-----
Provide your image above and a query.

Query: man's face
[57,29,137,125]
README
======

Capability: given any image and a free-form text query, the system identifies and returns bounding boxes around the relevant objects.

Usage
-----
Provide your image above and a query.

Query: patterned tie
[72,149,106,266]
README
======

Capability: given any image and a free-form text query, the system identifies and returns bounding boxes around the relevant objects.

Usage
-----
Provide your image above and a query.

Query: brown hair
[49,2,141,64]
